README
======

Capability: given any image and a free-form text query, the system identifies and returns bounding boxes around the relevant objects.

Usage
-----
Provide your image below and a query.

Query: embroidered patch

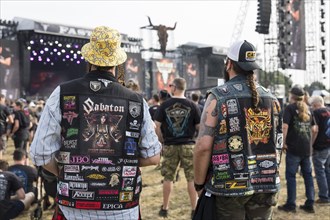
[229,116,240,133]
[219,119,227,134]
[225,180,247,189]
[233,172,249,180]
[221,86,229,94]
[90,81,101,92]
[63,111,78,125]
[231,154,245,170]
[212,154,229,165]
[258,160,275,169]
[98,78,112,87]
[233,84,243,91]
[58,181,69,196]
[129,101,141,118]
[245,51,256,61]
[119,192,133,202]
[221,103,227,118]
[215,171,231,180]
[129,120,140,130]
[228,135,243,152]
[213,140,227,153]
[63,96,76,110]
[244,108,272,145]
[124,138,137,156]
[226,99,239,115]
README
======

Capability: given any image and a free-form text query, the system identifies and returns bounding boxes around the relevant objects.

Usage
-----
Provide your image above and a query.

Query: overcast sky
[1,0,329,89]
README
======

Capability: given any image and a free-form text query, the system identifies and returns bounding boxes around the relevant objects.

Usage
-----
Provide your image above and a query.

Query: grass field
[3,140,328,220]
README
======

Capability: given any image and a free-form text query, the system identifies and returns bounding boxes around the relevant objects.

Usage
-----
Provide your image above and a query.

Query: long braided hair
[232,61,260,113]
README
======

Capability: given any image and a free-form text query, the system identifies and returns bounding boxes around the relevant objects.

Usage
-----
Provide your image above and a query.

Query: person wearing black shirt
[154,77,200,218]
[278,85,315,213]
[8,149,38,195]
[0,159,35,220]
[0,94,14,159]
[310,95,330,204]
[9,101,30,152]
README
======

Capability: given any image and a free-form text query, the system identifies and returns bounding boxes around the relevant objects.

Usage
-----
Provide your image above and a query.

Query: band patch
[231,154,245,170]
[228,135,243,152]
[129,101,141,118]
[226,99,239,115]
[219,119,227,135]
[63,96,76,110]
[245,108,272,145]
[90,81,101,92]
[225,181,248,189]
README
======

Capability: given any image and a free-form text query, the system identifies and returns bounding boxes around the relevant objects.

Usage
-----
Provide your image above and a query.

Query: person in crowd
[125,78,141,93]
[194,40,283,219]
[8,149,38,197]
[278,85,315,213]
[9,100,30,152]
[30,26,161,220]
[0,94,14,159]
[310,95,330,204]
[148,94,160,121]
[154,77,200,218]
[0,159,35,220]
[191,92,204,113]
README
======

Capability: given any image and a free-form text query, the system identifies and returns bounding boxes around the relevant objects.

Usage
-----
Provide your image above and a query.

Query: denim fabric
[285,152,315,207]
[313,148,330,201]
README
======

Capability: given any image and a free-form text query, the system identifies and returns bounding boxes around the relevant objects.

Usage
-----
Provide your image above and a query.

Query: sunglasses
[169,84,176,88]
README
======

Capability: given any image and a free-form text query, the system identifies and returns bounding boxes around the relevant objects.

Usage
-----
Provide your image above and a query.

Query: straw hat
[81,26,127,66]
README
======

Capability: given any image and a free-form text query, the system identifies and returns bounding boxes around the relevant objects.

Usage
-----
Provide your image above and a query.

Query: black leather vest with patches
[205,75,283,197]
[56,70,144,210]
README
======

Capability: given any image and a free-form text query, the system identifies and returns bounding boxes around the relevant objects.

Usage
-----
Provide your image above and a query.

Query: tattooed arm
[193,93,218,186]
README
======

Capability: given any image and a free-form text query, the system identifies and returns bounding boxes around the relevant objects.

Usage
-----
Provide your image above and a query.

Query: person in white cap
[30,26,161,220]
[193,40,283,219]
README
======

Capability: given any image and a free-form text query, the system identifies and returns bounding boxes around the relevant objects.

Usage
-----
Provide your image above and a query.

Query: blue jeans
[285,152,315,207]
[313,148,330,201]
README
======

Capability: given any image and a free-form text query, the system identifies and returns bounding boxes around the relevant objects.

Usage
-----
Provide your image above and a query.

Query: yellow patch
[245,51,256,61]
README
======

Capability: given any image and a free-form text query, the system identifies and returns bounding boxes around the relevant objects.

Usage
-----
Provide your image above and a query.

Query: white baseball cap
[227,40,260,71]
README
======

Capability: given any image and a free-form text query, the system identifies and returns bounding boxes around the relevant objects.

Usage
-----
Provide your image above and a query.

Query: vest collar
[228,74,248,83]
[84,70,118,83]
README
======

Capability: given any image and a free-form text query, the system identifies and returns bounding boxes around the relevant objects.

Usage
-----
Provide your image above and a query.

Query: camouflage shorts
[215,193,278,220]
[161,144,194,182]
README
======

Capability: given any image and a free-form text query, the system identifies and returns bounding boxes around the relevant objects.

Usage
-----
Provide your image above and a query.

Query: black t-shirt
[0,171,23,200]
[8,164,38,193]
[283,103,313,157]
[149,104,160,121]
[313,107,330,150]
[154,97,201,145]
[0,104,10,135]
[13,110,29,134]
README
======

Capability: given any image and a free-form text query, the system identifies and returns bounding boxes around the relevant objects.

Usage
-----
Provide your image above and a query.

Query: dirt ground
[2,140,328,220]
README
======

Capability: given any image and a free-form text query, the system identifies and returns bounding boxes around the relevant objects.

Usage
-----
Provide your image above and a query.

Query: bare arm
[282,123,289,152]
[10,119,19,135]
[11,188,25,200]
[139,154,161,167]
[311,125,319,146]
[0,56,11,66]
[194,94,218,186]
[154,121,164,143]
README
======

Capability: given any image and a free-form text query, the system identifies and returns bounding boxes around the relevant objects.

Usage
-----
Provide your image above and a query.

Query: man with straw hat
[30,26,161,220]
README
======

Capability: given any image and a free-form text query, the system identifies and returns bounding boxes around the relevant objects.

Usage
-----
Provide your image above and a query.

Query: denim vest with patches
[205,75,283,197]
[56,70,143,210]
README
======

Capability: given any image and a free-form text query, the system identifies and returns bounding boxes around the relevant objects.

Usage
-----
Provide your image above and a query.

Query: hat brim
[236,61,261,71]
[81,43,127,67]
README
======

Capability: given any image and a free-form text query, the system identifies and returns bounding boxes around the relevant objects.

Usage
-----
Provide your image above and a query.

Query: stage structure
[1,17,144,99]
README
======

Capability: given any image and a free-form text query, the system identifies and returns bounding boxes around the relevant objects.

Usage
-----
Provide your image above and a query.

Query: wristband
[194,182,205,191]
